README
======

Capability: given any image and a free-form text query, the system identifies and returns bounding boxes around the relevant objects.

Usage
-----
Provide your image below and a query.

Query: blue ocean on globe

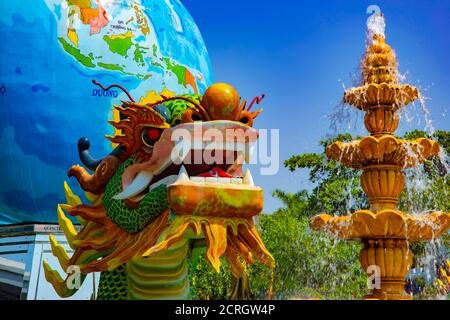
[0,0,213,225]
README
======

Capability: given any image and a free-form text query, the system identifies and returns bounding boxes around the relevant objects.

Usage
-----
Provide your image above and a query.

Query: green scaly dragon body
[99,158,191,300]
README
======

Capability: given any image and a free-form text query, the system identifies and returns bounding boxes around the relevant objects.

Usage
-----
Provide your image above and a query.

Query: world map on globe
[0,0,213,224]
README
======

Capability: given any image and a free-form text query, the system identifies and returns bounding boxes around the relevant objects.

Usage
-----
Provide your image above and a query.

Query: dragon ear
[235,94,265,127]
[181,108,206,123]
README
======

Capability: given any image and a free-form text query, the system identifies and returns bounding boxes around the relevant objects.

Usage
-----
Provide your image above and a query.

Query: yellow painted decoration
[110,107,122,148]
[143,215,275,277]
[138,88,176,105]
[57,204,77,249]
[63,181,82,206]
[43,260,76,298]
[49,234,70,271]
[63,181,86,225]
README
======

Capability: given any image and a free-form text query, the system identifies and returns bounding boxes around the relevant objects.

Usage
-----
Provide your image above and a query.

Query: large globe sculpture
[0,0,213,224]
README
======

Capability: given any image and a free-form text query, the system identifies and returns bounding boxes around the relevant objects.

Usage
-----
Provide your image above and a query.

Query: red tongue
[199,167,233,178]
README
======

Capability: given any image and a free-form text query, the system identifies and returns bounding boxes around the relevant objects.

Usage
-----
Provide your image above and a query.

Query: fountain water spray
[366,12,386,46]
[310,11,450,300]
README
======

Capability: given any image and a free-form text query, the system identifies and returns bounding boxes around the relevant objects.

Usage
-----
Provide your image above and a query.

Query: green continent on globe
[103,32,134,57]
[58,37,95,68]
[52,1,209,91]
[96,62,125,72]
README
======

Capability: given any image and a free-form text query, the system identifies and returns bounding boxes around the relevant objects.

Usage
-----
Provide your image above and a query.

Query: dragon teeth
[112,171,153,200]
[231,178,243,184]
[217,177,231,184]
[205,177,218,183]
[243,169,254,186]
[190,177,205,183]
[181,176,244,185]
[176,165,189,182]
[173,165,252,186]
[150,175,178,190]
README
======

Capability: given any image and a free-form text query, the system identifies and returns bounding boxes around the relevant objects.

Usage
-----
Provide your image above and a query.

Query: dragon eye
[142,127,162,147]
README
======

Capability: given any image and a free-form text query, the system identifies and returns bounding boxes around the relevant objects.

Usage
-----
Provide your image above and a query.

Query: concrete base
[0,223,99,300]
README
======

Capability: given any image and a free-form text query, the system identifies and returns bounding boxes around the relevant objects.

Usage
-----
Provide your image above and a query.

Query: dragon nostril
[180,109,204,123]
[191,114,203,121]
[240,117,249,124]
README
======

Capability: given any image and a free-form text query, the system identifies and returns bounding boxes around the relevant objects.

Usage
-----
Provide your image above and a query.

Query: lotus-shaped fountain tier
[311,210,450,241]
[344,83,419,111]
[326,136,440,169]
[309,13,450,300]
[345,84,420,136]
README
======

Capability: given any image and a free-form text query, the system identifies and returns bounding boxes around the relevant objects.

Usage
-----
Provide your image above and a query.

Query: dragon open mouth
[113,121,260,209]
[131,150,250,195]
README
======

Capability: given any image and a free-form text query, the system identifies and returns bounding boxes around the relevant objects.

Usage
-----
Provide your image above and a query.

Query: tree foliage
[249,194,368,300]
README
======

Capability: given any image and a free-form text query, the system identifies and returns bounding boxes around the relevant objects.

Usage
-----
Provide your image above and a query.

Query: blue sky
[183,0,450,213]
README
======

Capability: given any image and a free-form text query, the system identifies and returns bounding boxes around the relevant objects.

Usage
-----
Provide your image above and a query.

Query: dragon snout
[113,121,259,202]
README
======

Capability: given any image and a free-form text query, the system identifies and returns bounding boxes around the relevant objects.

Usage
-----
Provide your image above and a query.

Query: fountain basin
[326,136,440,169]
[344,83,419,110]
[310,210,450,300]
[310,210,450,241]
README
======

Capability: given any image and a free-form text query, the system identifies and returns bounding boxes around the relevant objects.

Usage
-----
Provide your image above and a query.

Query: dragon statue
[43,82,275,300]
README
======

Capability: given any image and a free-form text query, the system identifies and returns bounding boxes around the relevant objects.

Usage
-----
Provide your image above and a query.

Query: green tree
[189,252,231,300]
[249,191,368,299]
[284,133,368,216]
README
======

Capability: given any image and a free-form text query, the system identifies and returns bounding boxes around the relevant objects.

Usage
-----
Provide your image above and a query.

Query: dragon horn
[77,137,126,171]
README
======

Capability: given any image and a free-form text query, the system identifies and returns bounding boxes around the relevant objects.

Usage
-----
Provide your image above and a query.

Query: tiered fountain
[310,13,450,300]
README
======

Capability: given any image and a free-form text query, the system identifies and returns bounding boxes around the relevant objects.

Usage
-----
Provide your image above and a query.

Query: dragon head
[110,83,264,217]
[43,82,274,298]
